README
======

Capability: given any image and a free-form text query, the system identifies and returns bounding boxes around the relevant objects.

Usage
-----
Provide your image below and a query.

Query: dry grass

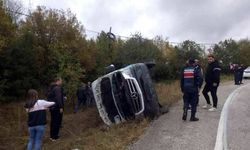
[221,74,234,82]
[0,81,181,150]
[155,80,182,106]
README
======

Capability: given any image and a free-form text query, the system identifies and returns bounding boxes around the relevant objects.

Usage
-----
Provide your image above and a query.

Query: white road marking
[214,84,248,150]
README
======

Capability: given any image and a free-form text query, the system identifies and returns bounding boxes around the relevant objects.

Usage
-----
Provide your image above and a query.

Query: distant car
[92,63,160,126]
[243,66,250,78]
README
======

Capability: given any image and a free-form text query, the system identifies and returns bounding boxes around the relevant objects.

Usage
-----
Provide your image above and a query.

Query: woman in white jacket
[25,89,55,150]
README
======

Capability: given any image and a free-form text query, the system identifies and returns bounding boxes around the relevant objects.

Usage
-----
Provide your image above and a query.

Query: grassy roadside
[155,80,182,106]
[220,74,234,82]
[0,80,184,150]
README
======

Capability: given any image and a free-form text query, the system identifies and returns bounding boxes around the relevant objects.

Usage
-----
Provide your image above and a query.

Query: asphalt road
[227,82,250,150]
[128,80,250,150]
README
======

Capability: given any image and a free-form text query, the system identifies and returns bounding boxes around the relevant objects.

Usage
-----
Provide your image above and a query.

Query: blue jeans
[27,125,45,150]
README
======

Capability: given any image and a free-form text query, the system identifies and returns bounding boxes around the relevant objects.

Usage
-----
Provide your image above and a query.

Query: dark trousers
[239,73,243,83]
[50,108,62,139]
[196,92,200,106]
[202,83,218,108]
[234,72,240,84]
[183,91,198,113]
[74,98,86,112]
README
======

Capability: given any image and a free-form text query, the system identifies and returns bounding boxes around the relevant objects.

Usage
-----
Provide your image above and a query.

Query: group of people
[181,54,221,121]
[24,77,94,150]
[24,89,55,150]
[23,54,221,149]
[230,63,244,85]
[74,82,94,113]
[24,77,63,150]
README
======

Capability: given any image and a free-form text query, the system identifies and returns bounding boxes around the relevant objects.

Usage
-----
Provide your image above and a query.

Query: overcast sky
[21,0,250,44]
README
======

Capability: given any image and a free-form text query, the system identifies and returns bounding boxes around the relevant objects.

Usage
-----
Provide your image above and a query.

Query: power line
[85,29,100,34]
[5,8,31,17]
[3,7,216,46]
[86,28,216,46]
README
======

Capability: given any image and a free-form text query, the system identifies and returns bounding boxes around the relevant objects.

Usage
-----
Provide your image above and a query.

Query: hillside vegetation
[0,81,182,150]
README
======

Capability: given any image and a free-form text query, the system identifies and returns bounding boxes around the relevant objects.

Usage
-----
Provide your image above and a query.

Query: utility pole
[107,27,116,63]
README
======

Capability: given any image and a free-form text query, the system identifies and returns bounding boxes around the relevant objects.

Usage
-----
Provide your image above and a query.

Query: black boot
[190,112,199,121]
[182,108,188,121]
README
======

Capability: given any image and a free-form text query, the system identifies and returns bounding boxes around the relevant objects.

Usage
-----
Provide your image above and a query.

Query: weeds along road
[128,79,250,150]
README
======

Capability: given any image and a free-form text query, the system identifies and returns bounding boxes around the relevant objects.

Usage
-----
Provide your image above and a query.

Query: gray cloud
[158,0,250,42]
[23,0,250,43]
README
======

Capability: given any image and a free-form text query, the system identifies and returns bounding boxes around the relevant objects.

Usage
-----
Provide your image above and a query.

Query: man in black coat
[74,82,87,113]
[47,77,64,141]
[202,54,221,111]
[233,64,240,85]
[238,64,244,84]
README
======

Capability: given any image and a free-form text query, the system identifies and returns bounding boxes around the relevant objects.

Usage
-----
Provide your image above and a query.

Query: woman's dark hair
[24,89,38,109]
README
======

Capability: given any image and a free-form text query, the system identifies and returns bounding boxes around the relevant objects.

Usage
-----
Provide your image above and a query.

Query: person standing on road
[233,64,240,85]
[181,59,203,121]
[25,89,55,150]
[202,54,221,111]
[239,64,244,84]
[47,77,64,141]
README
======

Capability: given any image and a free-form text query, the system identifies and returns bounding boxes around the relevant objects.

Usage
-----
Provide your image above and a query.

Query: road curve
[128,80,250,150]
[227,82,250,150]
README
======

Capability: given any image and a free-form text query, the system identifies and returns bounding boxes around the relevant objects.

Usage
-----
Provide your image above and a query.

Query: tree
[0,0,15,51]
[3,0,24,23]
[79,39,98,81]
[213,39,239,73]
[115,33,162,65]
[238,39,250,66]
[152,36,179,80]
[0,1,17,101]
[176,40,204,63]
[172,40,204,77]
[1,6,87,101]
[95,31,115,75]
[20,7,86,77]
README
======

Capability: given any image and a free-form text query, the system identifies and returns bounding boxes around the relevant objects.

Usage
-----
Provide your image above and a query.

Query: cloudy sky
[21,0,250,44]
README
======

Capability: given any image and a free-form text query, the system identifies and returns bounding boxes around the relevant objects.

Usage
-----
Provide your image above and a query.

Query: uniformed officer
[181,59,202,121]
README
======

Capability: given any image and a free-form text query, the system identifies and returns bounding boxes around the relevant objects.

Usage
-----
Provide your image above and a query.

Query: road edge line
[214,84,248,150]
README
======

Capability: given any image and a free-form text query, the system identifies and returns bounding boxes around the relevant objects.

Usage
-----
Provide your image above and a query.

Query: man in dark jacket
[74,83,87,113]
[181,59,203,121]
[194,59,203,106]
[47,77,64,141]
[233,64,240,85]
[202,54,221,111]
[238,64,244,84]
